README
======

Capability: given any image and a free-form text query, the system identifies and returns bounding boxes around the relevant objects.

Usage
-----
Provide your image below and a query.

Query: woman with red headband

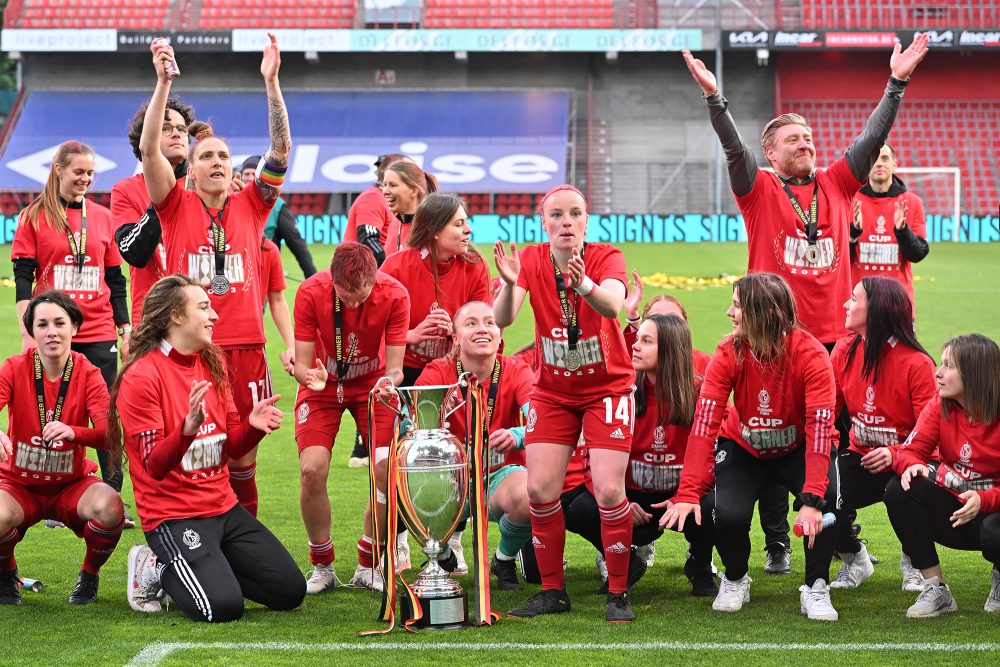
[495,184,636,623]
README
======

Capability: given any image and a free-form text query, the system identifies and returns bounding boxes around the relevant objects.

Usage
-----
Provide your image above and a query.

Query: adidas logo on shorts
[610,428,626,440]
[606,541,628,554]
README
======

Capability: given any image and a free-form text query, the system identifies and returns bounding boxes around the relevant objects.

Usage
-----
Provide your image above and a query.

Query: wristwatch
[117,324,132,336]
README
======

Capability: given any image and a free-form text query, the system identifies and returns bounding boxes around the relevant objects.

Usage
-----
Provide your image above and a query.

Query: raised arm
[682,49,758,197]
[255,33,291,205]
[843,33,929,182]
[139,39,178,206]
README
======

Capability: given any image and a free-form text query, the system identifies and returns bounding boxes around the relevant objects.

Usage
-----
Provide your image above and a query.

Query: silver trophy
[381,378,474,629]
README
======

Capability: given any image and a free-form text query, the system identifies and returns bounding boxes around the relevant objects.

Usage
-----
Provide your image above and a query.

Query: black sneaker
[68,570,99,605]
[763,543,791,575]
[508,588,571,618]
[0,569,22,605]
[123,511,136,530]
[684,557,719,597]
[517,543,541,584]
[491,555,522,591]
[606,591,635,622]
[438,547,458,574]
[597,548,648,594]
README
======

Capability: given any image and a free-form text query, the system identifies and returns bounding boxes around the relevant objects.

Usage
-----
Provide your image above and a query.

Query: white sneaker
[712,573,751,612]
[127,544,163,613]
[907,576,958,618]
[596,554,609,583]
[351,563,385,592]
[830,544,875,589]
[305,563,338,595]
[985,568,1000,612]
[448,536,468,575]
[900,552,924,592]
[799,579,839,621]
[396,537,411,573]
[348,456,369,468]
[637,543,655,568]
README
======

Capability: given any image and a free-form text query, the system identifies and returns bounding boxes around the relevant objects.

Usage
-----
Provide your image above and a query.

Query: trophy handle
[442,372,474,427]
[375,383,405,420]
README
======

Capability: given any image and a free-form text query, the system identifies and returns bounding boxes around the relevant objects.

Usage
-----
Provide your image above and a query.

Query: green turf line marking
[127,641,1000,667]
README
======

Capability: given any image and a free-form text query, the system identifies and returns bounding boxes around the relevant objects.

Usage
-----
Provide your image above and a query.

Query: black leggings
[713,438,839,586]
[564,486,715,568]
[146,505,305,623]
[71,340,123,493]
[884,475,1000,571]
[835,449,895,553]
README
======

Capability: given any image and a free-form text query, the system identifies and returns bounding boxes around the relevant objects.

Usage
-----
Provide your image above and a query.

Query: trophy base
[400,590,470,630]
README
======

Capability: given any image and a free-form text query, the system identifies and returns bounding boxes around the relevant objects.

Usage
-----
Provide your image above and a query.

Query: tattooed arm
[257,32,291,204]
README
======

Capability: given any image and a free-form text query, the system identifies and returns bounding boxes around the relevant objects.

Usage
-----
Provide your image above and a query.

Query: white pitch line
[126,641,1000,667]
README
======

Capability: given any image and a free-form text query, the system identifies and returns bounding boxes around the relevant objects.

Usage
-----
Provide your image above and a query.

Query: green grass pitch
[1,241,999,666]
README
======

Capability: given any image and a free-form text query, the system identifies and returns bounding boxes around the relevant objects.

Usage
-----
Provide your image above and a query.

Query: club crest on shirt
[960,442,973,464]
[715,449,727,464]
[757,389,772,416]
[526,406,537,433]
[182,529,202,550]
[864,386,876,412]
[297,402,310,425]
[875,215,887,235]
[653,425,666,446]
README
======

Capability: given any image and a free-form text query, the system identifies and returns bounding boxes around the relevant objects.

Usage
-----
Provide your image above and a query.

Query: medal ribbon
[33,351,74,461]
[466,380,500,625]
[455,358,501,429]
[199,199,228,284]
[780,181,819,251]
[550,247,585,362]
[333,292,361,380]
[63,200,88,272]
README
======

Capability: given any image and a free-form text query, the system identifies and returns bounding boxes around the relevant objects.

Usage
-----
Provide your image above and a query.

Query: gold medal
[565,349,582,371]
[805,245,819,263]
[210,274,230,295]
[337,381,345,404]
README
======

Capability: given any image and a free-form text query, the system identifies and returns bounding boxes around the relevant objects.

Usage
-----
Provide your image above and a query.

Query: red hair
[536,184,587,215]
[330,242,378,291]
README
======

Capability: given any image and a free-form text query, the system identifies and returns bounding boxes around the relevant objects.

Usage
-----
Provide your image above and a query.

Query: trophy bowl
[391,383,472,629]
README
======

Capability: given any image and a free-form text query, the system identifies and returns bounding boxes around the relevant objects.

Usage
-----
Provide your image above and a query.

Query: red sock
[529,499,566,591]
[229,464,259,517]
[0,527,20,572]
[599,499,632,595]
[357,536,374,568]
[82,518,125,575]
[309,538,334,567]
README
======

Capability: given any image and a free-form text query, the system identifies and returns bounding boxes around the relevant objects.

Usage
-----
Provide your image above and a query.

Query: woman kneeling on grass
[0,291,125,606]
[883,333,1000,618]
[111,275,305,622]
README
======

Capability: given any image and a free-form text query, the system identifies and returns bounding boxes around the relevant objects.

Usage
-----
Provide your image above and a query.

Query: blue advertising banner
[0,90,569,193]
[2,214,996,246]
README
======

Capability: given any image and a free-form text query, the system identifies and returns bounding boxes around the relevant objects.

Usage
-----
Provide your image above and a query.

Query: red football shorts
[294,386,398,456]
[223,345,272,417]
[525,388,634,452]
[0,475,104,536]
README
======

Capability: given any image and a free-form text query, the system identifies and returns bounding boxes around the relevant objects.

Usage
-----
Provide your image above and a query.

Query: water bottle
[793,512,837,537]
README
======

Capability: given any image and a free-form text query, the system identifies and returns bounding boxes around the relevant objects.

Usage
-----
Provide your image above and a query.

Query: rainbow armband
[255,156,287,188]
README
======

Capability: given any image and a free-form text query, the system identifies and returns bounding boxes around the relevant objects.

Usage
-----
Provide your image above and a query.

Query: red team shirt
[831,336,937,455]
[416,354,535,472]
[381,248,491,369]
[110,173,171,325]
[627,377,713,495]
[673,329,836,504]
[893,396,1000,514]
[344,185,394,246]
[737,157,861,344]
[516,243,633,401]
[0,350,109,486]
[117,344,265,530]
[10,204,122,342]
[383,217,413,257]
[293,270,410,398]
[258,238,286,307]
[155,180,272,346]
[850,190,927,307]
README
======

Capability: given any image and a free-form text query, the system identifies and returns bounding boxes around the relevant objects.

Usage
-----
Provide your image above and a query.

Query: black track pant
[835,449,896,553]
[564,486,715,568]
[713,437,839,586]
[884,475,1000,570]
[146,505,305,623]
[72,340,123,493]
